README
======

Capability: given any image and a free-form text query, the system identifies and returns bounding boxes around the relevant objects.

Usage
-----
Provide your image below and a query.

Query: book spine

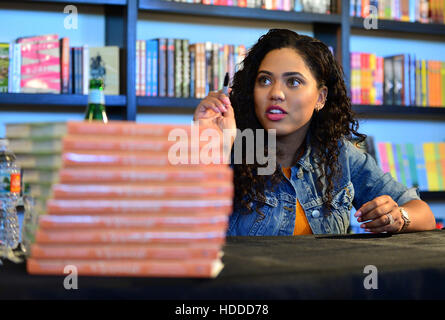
[13,43,21,93]
[401,143,412,188]
[30,243,222,260]
[167,38,175,98]
[51,183,233,200]
[395,143,407,186]
[423,142,439,191]
[189,44,196,98]
[34,227,227,244]
[158,38,167,97]
[439,142,445,189]
[146,40,152,96]
[384,56,394,105]
[135,40,140,96]
[182,39,190,98]
[442,62,445,107]
[404,54,410,106]
[27,258,223,278]
[415,143,428,191]
[434,142,444,190]
[386,142,397,181]
[83,45,89,95]
[392,143,402,182]
[406,143,419,188]
[377,142,390,173]
[152,40,158,96]
[421,59,427,106]
[38,214,228,229]
[174,38,183,98]
[141,40,146,96]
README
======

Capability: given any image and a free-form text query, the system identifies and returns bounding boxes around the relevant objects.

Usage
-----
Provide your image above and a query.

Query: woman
[193,29,436,235]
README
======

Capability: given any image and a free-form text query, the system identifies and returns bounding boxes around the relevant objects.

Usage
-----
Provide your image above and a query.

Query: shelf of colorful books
[420,191,445,201]
[0,93,126,106]
[352,105,445,118]
[350,17,445,36]
[16,0,126,5]
[139,0,342,25]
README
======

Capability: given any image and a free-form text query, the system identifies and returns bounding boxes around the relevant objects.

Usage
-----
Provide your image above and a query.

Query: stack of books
[5,122,66,214]
[25,120,233,278]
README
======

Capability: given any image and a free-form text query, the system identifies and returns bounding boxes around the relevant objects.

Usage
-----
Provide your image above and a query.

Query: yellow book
[386,142,397,181]
[438,142,445,190]
[423,142,439,191]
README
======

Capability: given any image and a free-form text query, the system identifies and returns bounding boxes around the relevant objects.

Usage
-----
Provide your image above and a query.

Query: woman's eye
[287,77,301,87]
[257,76,271,86]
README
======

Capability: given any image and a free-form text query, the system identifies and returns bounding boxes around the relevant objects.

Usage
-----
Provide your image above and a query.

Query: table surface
[1,230,445,300]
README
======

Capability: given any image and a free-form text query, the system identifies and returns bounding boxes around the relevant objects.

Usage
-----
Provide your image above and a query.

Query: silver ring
[386,213,395,225]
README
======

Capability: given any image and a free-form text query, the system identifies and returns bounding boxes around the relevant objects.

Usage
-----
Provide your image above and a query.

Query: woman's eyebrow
[257,70,307,80]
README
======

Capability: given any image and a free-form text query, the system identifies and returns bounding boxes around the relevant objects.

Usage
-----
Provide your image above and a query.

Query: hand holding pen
[194,72,232,117]
[193,72,236,135]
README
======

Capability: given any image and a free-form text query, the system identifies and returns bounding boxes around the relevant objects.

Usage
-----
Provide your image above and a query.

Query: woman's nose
[269,81,285,101]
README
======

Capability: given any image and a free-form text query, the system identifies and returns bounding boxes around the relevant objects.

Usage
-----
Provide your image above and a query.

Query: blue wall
[1,4,444,222]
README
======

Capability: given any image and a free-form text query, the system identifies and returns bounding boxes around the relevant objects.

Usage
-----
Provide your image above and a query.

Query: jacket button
[311,210,320,218]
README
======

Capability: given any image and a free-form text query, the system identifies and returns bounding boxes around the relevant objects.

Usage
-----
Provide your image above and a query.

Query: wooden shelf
[139,0,341,24]
[420,191,445,201]
[351,17,445,35]
[0,93,126,106]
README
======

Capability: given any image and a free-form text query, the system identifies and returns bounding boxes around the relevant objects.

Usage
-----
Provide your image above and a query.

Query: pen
[222,72,229,95]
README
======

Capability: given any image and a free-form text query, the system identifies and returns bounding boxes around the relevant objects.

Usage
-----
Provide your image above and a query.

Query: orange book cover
[38,214,229,229]
[58,167,233,183]
[27,258,224,278]
[62,134,206,153]
[46,198,233,215]
[61,151,227,168]
[51,182,233,199]
[30,242,222,260]
[66,121,216,137]
[34,226,227,244]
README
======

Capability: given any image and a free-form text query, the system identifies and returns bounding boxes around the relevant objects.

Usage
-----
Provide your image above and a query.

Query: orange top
[281,167,313,235]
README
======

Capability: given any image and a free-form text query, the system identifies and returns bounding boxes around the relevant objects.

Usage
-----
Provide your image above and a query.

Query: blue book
[152,39,158,97]
[415,143,429,191]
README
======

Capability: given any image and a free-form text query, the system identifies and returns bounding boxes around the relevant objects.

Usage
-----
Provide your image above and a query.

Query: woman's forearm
[400,199,436,232]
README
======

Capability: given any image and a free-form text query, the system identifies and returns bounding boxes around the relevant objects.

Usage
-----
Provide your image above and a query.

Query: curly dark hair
[229,28,366,217]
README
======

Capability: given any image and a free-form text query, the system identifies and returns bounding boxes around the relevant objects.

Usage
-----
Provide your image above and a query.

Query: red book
[30,242,222,260]
[60,38,70,94]
[27,258,224,278]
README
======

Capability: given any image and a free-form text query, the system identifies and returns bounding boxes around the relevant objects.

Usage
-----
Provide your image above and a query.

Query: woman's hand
[354,195,404,233]
[193,90,236,134]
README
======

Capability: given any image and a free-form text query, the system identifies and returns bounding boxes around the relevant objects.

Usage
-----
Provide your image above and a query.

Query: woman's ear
[316,86,328,111]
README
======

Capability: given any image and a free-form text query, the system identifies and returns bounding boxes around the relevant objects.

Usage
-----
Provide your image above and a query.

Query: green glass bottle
[84,78,108,123]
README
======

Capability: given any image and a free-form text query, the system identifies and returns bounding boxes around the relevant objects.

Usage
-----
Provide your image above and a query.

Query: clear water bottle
[0,138,21,249]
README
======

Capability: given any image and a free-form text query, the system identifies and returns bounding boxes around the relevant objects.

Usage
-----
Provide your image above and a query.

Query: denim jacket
[227,138,420,235]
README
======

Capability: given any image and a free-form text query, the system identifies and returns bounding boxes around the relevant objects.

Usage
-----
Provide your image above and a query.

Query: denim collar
[296,132,313,172]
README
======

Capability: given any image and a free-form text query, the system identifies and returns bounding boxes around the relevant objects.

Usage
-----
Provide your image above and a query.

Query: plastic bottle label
[10,173,20,193]
[88,89,105,104]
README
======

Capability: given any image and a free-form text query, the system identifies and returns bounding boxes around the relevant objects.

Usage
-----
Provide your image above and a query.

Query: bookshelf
[0,0,444,200]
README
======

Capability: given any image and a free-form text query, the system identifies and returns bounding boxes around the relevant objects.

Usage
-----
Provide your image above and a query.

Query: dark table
[1,230,445,300]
